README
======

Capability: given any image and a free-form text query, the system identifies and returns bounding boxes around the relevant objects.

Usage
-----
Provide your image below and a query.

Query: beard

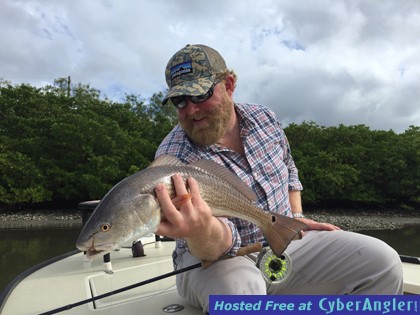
[179,93,233,146]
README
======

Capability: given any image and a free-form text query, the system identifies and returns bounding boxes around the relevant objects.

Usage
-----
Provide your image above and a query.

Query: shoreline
[0,211,82,229]
[306,210,420,231]
[0,209,419,231]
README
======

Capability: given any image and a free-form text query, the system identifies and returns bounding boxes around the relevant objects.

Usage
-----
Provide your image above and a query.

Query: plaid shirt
[155,103,303,268]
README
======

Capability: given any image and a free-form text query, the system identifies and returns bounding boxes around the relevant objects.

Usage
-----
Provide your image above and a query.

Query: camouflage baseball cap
[162,44,227,105]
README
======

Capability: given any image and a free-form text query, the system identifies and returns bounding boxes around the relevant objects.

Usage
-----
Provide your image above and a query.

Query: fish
[76,155,308,260]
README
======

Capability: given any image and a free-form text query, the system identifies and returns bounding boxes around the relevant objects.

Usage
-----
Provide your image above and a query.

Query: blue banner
[209,295,419,315]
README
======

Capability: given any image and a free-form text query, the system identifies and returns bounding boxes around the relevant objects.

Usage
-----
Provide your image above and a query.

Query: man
[154,44,403,313]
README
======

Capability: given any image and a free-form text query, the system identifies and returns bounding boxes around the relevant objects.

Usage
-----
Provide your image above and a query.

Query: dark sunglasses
[170,80,219,109]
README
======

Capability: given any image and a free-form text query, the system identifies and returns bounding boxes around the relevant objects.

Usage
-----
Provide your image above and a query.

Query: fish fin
[263,213,309,257]
[191,159,257,202]
[149,155,185,168]
[172,193,193,208]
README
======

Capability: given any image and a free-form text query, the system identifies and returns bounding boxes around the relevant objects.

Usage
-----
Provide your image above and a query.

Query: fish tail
[263,212,309,257]
[172,193,193,208]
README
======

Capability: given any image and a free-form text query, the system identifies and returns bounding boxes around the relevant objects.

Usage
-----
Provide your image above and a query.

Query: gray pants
[175,230,403,313]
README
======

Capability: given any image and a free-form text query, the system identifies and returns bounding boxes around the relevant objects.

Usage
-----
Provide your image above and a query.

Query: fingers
[172,174,196,217]
[318,222,341,231]
[154,183,171,208]
[172,173,189,196]
[155,183,182,223]
[297,218,342,232]
[155,182,188,237]
[155,173,196,215]
[171,174,205,210]
[187,176,203,204]
[317,221,341,231]
[154,174,200,238]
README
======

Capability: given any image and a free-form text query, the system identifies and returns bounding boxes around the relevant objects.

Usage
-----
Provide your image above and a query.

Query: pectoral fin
[172,194,193,209]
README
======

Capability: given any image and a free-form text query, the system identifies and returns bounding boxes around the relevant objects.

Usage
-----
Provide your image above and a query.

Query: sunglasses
[169,80,219,109]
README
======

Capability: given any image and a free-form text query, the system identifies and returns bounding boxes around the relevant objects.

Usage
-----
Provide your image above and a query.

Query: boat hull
[1,238,419,315]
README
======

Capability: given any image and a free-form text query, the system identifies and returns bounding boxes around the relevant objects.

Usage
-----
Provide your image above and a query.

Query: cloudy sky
[1,0,419,133]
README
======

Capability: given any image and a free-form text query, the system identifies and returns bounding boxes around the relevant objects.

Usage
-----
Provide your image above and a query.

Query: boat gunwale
[400,255,420,264]
[0,249,81,313]
[1,250,419,314]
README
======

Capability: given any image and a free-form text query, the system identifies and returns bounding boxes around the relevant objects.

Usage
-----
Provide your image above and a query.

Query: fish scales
[76,155,308,259]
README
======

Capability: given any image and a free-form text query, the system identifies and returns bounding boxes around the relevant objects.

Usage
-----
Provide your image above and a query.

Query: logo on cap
[170,62,193,80]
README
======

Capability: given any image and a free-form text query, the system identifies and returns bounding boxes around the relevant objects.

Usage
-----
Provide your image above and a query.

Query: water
[0,225,82,294]
[358,226,420,258]
[1,225,419,294]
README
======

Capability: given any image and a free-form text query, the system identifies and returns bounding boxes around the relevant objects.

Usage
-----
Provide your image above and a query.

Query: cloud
[1,0,419,132]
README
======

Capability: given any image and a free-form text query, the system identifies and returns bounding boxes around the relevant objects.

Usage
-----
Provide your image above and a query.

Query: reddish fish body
[76,155,308,259]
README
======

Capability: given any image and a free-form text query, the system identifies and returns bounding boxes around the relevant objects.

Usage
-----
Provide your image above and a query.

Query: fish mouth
[77,243,118,260]
[85,248,110,260]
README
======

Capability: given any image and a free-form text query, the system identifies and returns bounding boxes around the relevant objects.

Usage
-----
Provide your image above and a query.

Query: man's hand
[296,217,341,234]
[155,173,232,261]
[289,190,341,234]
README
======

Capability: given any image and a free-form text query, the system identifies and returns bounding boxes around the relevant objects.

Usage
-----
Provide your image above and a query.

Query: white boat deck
[0,238,201,315]
[402,260,420,295]
[1,238,418,315]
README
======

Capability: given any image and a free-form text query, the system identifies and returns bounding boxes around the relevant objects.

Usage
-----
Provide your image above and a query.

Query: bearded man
[154,44,403,314]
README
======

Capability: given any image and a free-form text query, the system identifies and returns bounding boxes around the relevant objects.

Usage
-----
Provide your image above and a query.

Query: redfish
[76,155,308,259]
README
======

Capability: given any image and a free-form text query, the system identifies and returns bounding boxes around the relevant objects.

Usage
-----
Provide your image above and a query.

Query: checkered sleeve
[278,125,303,191]
[219,217,241,256]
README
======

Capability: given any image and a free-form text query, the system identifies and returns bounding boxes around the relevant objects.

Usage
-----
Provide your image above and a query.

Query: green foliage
[0,79,177,208]
[0,151,51,204]
[0,79,418,211]
[286,122,420,209]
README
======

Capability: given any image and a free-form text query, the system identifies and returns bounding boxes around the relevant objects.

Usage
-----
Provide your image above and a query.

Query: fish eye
[100,223,111,232]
